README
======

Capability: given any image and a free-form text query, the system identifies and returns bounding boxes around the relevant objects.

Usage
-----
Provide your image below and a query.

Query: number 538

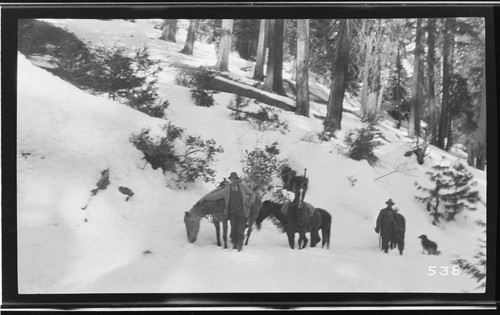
[427,266,460,276]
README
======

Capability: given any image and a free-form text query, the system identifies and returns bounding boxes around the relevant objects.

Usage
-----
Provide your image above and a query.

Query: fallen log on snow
[212,75,295,112]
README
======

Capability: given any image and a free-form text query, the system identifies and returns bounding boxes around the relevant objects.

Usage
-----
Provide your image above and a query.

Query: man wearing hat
[375,199,400,253]
[197,172,256,219]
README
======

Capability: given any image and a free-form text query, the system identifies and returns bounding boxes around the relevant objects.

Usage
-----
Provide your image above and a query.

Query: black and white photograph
[2,2,498,311]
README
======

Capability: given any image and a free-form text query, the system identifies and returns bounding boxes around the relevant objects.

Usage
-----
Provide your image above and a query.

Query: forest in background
[156,17,486,170]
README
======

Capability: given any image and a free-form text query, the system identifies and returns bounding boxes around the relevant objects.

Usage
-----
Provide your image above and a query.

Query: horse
[391,212,406,255]
[184,199,228,248]
[184,194,263,250]
[257,200,331,250]
[315,208,331,249]
[379,211,406,255]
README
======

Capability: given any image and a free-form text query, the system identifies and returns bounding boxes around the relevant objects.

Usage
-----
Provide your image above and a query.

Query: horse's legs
[321,228,328,248]
[299,234,308,249]
[222,220,228,249]
[244,219,252,246]
[287,231,295,249]
[237,217,246,252]
[381,234,390,253]
[229,218,237,249]
[214,222,221,246]
[311,229,320,247]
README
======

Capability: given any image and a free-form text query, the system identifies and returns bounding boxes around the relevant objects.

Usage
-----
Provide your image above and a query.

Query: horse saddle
[281,201,316,218]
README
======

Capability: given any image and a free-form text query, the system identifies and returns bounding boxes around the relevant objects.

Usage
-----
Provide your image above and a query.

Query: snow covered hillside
[17,19,486,294]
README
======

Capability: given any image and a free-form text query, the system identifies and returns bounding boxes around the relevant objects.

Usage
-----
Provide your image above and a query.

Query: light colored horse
[184,199,229,248]
[183,195,263,249]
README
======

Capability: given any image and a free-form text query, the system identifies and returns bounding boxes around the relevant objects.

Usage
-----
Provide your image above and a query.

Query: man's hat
[385,199,395,206]
[229,172,240,180]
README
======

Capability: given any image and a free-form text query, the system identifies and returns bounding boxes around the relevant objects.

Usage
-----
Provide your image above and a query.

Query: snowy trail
[16,19,486,295]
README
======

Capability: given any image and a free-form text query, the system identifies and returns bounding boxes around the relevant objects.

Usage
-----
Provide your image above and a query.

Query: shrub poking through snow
[90,45,163,108]
[317,126,336,142]
[19,21,164,117]
[136,98,169,119]
[246,106,290,134]
[241,142,285,198]
[228,94,250,120]
[190,88,215,107]
[344,123,384,164]
[415,162,480,224]
[452,220,486,290]
[174,65,219,107]
[130,123,224,189]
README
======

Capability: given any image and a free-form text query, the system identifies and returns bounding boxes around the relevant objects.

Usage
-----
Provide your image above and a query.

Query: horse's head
[292,178,308,207]
[184,207,201,243]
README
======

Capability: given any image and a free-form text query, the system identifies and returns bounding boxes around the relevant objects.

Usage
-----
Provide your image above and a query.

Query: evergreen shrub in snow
[241,142,285,198]
[246,106,290,134]
[174,65,219,107]
[130,123,224,189]
[19,20,164,117]
[452,220,486,290]
[317,126,336,142]
[190,88,215,107]
[18,19,87,56]
[91,46,163,108]
[415,162,480,224]
[344,123,384,164]
[228,94,250,120]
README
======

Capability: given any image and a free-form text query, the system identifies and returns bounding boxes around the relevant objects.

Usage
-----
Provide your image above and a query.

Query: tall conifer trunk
[427,18,438,144]
[409,18,425,138]
[438,18,454,149]
[215,19,233,72]
[253,19,268,81]
[325,19,350,131]
[263,19,286,96]
[180,19,198,55]
[295,19,310,117]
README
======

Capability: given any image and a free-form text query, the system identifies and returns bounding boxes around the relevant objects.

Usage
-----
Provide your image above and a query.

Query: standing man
[197,172,256,250]
[375,199,400,253]
[198,172,256,219]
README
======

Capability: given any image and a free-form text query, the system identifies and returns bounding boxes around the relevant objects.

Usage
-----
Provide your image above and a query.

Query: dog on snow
[418,234,441,255]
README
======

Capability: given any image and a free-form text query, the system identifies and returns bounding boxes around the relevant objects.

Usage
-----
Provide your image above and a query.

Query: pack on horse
[256,200,332,249]
[184,175,262,251]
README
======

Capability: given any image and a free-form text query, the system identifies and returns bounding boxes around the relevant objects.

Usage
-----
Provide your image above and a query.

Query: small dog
[418,234,441,255]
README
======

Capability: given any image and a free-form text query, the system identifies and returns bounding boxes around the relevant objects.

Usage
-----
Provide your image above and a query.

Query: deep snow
[16,19,486,294]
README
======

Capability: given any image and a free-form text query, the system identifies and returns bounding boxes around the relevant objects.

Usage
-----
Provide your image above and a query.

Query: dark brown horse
[257,200,331,249]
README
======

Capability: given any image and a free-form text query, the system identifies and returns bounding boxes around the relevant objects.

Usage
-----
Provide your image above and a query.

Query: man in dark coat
[375,199,401,253]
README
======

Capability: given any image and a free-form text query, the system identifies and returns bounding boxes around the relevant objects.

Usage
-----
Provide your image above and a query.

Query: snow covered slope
[17,19,486,294]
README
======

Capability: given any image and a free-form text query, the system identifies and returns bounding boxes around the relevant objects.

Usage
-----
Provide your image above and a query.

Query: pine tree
[453,220,486,291]
[440,163,480,221]
[324,19,351,132]
[253,19,268,81]
[415,164,450,225]
[215,19,233,71]
[415,162,480,224]
[262,19,286,96]
[180,19,198,55]
[295,19,310,117]
[228,94,250,120]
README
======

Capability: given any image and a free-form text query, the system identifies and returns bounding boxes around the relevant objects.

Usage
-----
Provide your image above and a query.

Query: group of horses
[184,166,332,251]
